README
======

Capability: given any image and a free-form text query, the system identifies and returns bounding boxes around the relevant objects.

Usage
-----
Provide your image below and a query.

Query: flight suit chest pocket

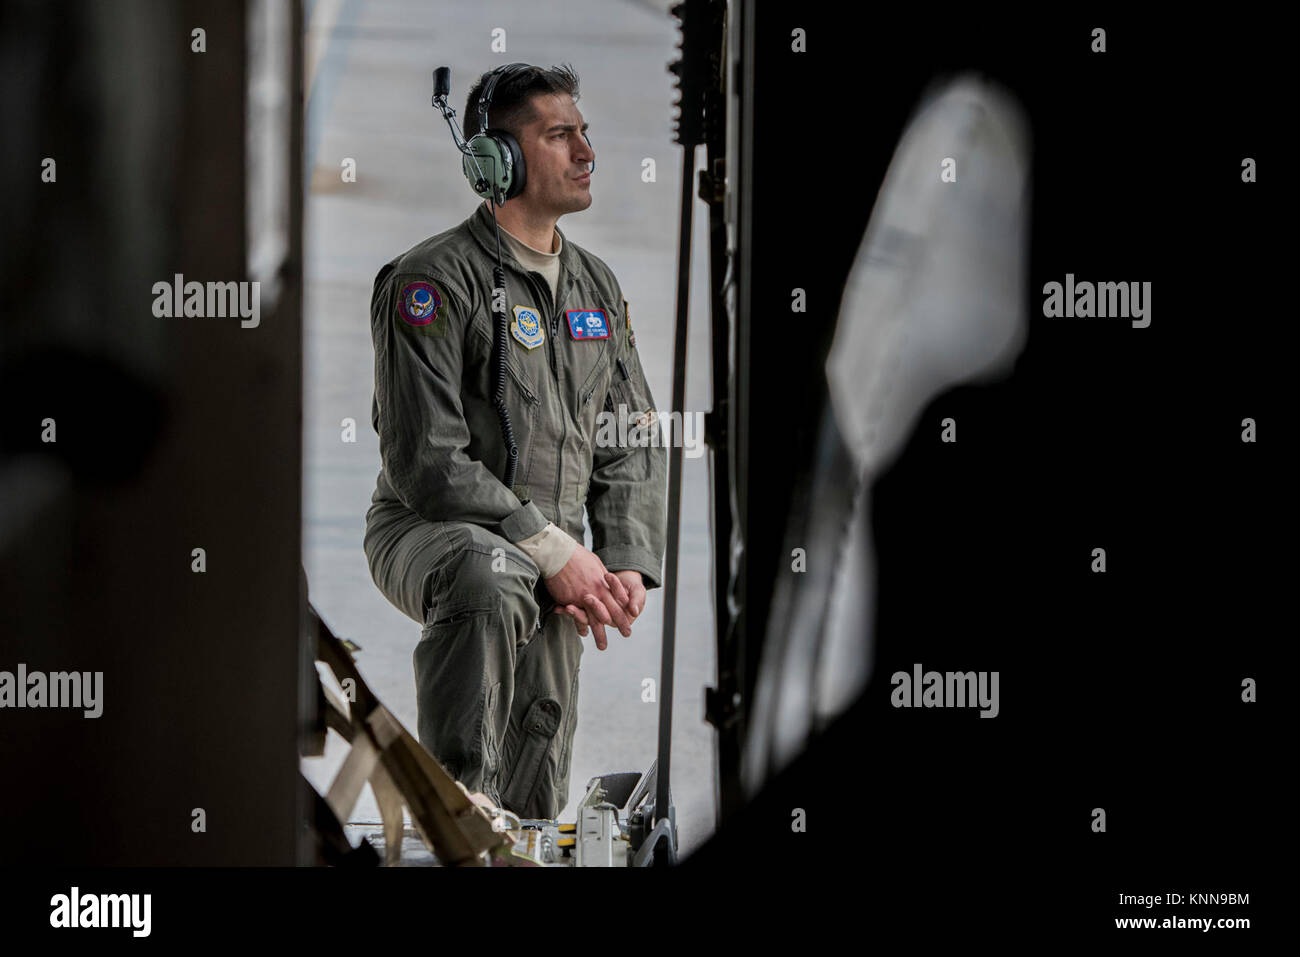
[602,363,643,421]
[559,291,617,409]
[577,354,612,429]
[472,318,540,407]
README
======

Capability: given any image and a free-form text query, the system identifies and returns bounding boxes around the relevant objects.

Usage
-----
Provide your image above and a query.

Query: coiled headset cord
[488,203,520,492]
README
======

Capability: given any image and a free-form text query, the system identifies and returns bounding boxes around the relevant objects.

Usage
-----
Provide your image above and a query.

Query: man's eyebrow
[545,122,589,133]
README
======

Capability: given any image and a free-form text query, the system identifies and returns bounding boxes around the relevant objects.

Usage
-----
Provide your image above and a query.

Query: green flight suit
[363,201,667,821]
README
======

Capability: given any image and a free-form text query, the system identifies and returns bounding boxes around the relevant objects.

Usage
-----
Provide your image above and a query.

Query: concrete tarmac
[298,0,719,861]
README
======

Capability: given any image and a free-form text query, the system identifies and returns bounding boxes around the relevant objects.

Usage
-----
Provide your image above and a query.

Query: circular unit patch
[399,281,441,326]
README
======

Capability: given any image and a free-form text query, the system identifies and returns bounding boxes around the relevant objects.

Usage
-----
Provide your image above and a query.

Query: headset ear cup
[491,129,526,200]
[462,132,523,202]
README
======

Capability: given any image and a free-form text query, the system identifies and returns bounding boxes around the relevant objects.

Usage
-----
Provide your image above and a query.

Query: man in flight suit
[363,63,667,822]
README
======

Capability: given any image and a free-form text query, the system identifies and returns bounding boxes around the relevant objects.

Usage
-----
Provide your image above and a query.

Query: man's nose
[577,135,595,165]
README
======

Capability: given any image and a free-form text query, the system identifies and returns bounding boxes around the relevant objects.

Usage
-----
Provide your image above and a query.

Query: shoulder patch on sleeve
[395,278,449,337]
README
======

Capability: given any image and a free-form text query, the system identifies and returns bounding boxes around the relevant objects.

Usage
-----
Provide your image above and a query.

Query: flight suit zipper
[548,301,559,377]
[546,272,576,526]
[513,265,572,524]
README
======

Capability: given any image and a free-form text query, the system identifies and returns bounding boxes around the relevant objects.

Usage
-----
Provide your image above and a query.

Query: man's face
[514,92,594,217]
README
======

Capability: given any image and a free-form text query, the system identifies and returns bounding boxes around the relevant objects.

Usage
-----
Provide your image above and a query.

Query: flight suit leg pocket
[499,694,563,819]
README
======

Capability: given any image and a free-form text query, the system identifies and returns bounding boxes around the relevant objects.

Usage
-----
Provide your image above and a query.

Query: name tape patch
[565,308,610,340]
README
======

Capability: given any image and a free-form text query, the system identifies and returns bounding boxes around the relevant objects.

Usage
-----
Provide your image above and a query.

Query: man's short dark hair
[462,63,581,142]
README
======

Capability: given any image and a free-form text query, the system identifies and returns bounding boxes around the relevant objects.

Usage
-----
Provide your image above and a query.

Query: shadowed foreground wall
[0,0,304,866]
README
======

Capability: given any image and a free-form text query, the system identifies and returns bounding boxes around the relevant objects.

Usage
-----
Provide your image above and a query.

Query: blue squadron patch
[565,308,610,340]
[399,281,441,326]
[510,305,544,349]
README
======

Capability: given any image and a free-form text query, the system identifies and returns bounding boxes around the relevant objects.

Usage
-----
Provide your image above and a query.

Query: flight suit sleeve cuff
[594,546,663,591]
[499,501,549,544]
[514,523,580,579]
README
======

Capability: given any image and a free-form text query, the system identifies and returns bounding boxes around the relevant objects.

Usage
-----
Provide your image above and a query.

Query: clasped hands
[543,545,647,651]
